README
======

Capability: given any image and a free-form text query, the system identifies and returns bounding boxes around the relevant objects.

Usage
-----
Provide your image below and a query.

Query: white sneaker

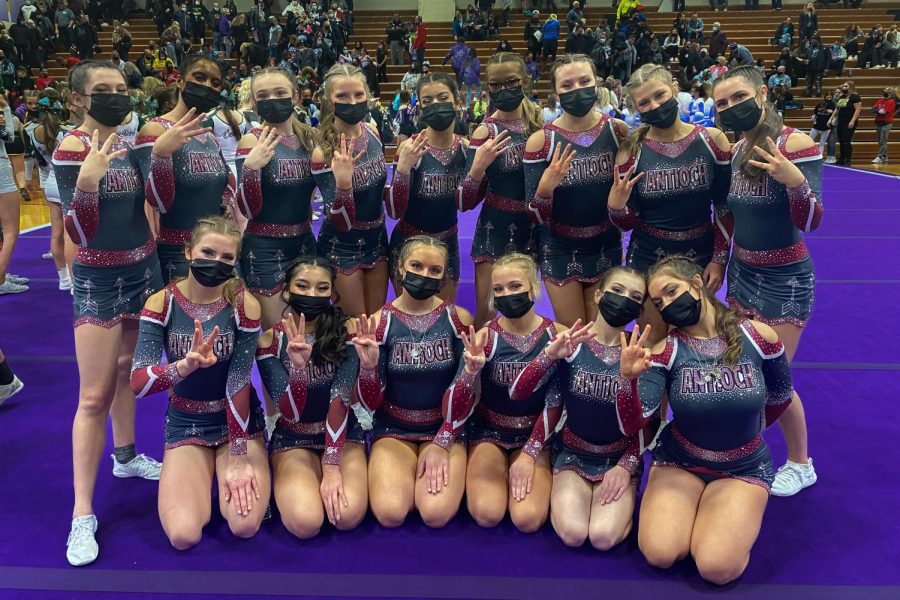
[42,251,53,260]
[6,274,29,284]
[825,157,837,164]
[111,453,162,480]
[771,458,817,497]
[872,157,883,164]
[0,375,24,405]
[66,515,99,566]
[0,280,28,294]
[59,278,72,291]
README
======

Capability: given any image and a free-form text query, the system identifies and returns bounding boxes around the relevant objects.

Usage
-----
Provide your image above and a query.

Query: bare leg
[158,445,216,550]
[507,449,552,533]
[465,442,509,528]
[108,320,138,448]
[363,262,389,316]
[473,261,495,328]
[368,437,418,528]
[438,279,458,304]
[0,190,21,282]
[545,280,588,327]
[334,269,366,317]
[271,448,325,539]
[637,466,705,569]
[215,438,271,539]
[580,281,601,324]
[772,323,808,463]
[550,470,592,547]
[414,442,467,528]
[48,202,67,271]
[588,481,636,551]
[333,443,369,531]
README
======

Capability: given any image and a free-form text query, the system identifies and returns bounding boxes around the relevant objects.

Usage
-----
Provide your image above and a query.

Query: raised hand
[544,318,595,361]
[596,465,630,506]
[460,325,488,375]
[177,319,219,377]
[537,142,577,194]
[76,130,128,189]
[351,313,380,370]
[320,464,348,525]
[395,133,429,175]
[509,452,535,502]
[283,312,312,371]
[619,324,652,381]
[748,136,806,188]
[222,456,260,517]
[152,107,212,158]
[332,133,365,189]
[608,164,645,211]
[243,125,282,170]
[470,129,513,176]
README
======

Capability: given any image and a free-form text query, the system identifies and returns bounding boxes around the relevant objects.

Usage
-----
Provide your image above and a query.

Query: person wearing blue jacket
[542,14,560,64]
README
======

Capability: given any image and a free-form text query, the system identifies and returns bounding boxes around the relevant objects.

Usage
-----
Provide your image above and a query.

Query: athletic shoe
[6,274,29,284]
[111,453,162,480]
[42,251,53,260]
[59,278,73,291]
[825,157,837,164]
[770,458,817,497]
[0,375,24,405]
[872,157,883,164]
[19,188,30,201]
[66,515,99,567]
[0,281,28,294]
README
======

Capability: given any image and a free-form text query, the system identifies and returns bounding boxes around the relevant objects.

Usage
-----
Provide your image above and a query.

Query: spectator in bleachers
[400,61,421,94]
[461,47,482,105]
[617,0,638,21]
[497,39,514,53]
[189,0,208,44]
[412,16,427,65]
[872,87,896,165]
[805,37,829,96]
[728,42,753,67]
[525,52,540,83]
[73,13,97,59]
[442,35,469,86]
[843,24,860,60]
[829,38,847,76]
[709,22,728,58]
[883,27,898,68]
[541,13,561,64]
[663,29,681,61]
[566,24,594,55]
[590,33,611,78]
[267,16,282,58]
[55,1,76,51]
[687,12,703,44]
[385,11,406,65]
[767,64,791,88]
[708,55,728,80]
[248,0,270,45]
[452,10,465,39]
[683,41,703,81]
[859,28,885,68]
[799,4,817,43]
[772,17,793,48]
[524,11,542,59]
[566,1,584,33]
[542,91,561,122]
[34,68,54,90]
[809,91,835,157]
[832,80,861,165]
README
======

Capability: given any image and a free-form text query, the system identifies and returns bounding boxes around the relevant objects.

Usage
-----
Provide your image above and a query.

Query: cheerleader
[617,256,794,585]
[510,267,652,550]
[312,63,388,317]
[387,72,468,303]
[136,53,236,284]
[456,254,560,533]
[523,53,627,326]
[256,258,368,537]
[456,52,544,327]
[0,92,24,296]
[235,67,319,330]
[53,61,164,566]
[353,236,481,528]
[131,217,268,550]
[712,66,821,496]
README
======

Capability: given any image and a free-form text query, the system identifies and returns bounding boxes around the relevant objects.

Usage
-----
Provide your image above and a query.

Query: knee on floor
[694,552,747,586]
[510,506,548,534]
[371,500,410,529]
[166,524,203,551]
[227,516,262,540]
[639,536,687,570]
[419,505,458,529]
[467,496,506,529]
[588,525,627,552]
[280,510,323,540]
[553,520,588,548]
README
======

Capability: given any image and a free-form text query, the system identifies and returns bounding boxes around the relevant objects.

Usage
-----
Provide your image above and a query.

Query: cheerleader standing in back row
[387,72,468,303]
[523,53,628,327]
[131,217,268,551]
[456,52,544,327]
[136,53,236,284]
[711,66,823,497]
[511,266,654,551]
[353,236,481,529]
[312,64,388,317]
[456,254,560,534]
[53,61,164,567]
[235,67,319,330]
[256,258,368,538]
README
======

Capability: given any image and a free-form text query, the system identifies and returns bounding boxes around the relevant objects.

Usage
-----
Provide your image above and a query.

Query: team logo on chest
[502,142,524,170]
[679,361,757,394]
[391,337,453,366]
[563,152,614,183]
[491,360,529,385]
[729,172,768,198]
[308,360,336,384]
[642,161,709,194]
[188,151,226,174]
[571,368,619,400]
[103,168,141,194]
[169,330,234,359]
[352,157,387,190]
[417,171,462,197]
[277,158,311,181]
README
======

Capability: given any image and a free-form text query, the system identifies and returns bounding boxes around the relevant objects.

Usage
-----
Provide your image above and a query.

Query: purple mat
[1,166,898,598]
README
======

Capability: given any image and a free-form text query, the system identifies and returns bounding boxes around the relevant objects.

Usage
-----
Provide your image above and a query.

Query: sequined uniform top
[456,116,529,211]
[235,130,316,228]
[356,300,472,448]
[467,317,560,457]
[257,321,360,464]
[617,321,794,453]
[511,337,645,475]
[610,125,734,269]
[135,117,236,243]
[386,133,467,234]
[130,283,261,455]
[53,129,153,253]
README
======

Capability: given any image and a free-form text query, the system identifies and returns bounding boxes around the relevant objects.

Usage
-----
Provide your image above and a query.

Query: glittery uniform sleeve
[616,337,674,436]
[455,137,488,212]
[323,346,359,466]
[130,291,182,397]
[608,156,640,231]
[51,135,92,245]
[711,153,733,266]
[434,324,489,450]
[521,362,563,460]
[145,151,176,214]
[222,158,237,211]
[312,158,355,233]
[235,146,263,219]
[615,434,643,475]
[742,322,794,427]
[781,136,824,233]
[523,131,552,225]
[226,291,262,456]
[256,324,308,421]
[509,348,557,401]
[385,166,411,220]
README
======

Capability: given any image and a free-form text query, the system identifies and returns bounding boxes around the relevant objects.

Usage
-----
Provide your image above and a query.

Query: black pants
[837,122,856,165]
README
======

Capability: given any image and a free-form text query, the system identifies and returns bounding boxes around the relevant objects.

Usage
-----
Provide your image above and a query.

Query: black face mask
[287,293,331,321]
[181,81,222,113]
[301,98,313,107]
[495,291,534,319]
[420,102,456,131]
[659,290,702,328]
[489,87,525,112]
[559,86,598,118]
[334,101,369,125]
[599,292,642,328]
[189,258,234,288]
[256,97,295,123]
[86,92,132,127]
[718,96,763,133]
[401,271,442,300]
[640,97,679,129]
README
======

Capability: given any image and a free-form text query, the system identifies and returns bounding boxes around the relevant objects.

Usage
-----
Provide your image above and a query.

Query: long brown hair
[649,255,743,367]
[282,257,349,366]
[185,216,244,307]
[318,63,371,163]
[713,65,782,183]
[250,67,318,152]
[619,64,674,157]
[486,52,543,136]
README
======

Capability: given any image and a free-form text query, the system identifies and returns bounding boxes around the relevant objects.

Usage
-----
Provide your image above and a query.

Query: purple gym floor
[1,166,898,599]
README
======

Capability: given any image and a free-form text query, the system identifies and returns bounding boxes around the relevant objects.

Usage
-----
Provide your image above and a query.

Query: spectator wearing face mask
[871,87,896,165]
[709,22,729,58]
